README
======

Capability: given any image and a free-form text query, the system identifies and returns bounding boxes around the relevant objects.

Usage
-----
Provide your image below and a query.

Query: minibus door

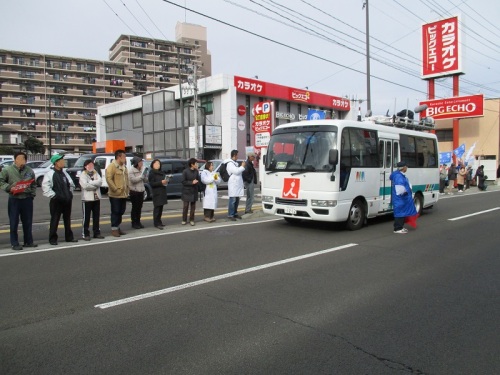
[380,139,398,211]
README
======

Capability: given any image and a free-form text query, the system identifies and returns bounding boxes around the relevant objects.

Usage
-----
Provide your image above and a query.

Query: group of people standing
[439,163,487,194]
[0,149,259,251]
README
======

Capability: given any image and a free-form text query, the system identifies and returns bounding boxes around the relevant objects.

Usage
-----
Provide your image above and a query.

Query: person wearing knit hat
[128,156,148,229]
[42,153,78,245]
[79,159,104,241]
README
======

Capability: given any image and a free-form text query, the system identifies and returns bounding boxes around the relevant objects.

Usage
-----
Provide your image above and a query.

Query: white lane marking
[95,243,358,309]
[0,218,282,257]
[448,207,500,221]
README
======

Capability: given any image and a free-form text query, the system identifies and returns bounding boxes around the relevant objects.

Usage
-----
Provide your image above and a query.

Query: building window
[435,129,453,142]
[200,95,213,114]
[133,110,142,129]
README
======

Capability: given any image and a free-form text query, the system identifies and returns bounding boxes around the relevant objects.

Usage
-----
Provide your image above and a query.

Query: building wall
[436,98,500,159]
[0,23,210,155]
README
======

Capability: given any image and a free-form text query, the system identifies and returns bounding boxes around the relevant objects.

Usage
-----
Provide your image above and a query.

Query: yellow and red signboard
[252,101,274,149]
[420,94,484,120]
[422,16,462,79]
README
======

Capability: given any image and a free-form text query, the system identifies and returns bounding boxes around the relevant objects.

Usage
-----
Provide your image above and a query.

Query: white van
[0,155,14,163]
[93,155,134,193]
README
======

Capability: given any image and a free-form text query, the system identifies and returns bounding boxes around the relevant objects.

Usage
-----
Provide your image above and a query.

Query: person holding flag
[390,161,418,234]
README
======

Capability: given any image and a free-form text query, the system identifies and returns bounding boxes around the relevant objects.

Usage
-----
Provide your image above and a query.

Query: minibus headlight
[262,195,274,203]
[311,199,337,207]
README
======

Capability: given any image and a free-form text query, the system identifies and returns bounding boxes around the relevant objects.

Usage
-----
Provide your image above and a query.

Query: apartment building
[0,22,210,154]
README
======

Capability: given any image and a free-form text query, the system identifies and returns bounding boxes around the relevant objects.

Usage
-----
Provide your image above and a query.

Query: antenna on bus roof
[363,104,435,131]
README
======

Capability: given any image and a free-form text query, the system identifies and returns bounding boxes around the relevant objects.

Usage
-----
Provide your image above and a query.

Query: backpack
[219,162,230,182]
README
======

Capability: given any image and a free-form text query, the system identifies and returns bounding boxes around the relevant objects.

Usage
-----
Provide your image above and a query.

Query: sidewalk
[440,181,500,196]
[0,203,269,255]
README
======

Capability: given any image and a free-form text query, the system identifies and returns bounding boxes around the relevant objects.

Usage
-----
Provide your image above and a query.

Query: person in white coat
[225,149,246,221]
[79,159,104,241]
[201,161,221,222]
[42,153,77,245]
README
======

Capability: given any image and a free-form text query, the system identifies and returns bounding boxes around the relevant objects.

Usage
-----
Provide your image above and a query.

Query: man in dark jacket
[0,152,37,250]
[42,154,78,245]
[181,158,199,226]
[242,151,257,214]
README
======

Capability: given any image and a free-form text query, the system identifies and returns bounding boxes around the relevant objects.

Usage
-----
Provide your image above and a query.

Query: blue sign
[439,152,452,164]
[307,109,325,120]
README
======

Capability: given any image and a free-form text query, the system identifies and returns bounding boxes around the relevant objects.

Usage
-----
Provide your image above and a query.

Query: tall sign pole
[177,47,186,159]
[193,63,199,159]
[422,16,463,165]
[364,0,371,112]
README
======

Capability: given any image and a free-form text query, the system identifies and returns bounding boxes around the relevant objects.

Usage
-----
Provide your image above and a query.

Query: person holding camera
[128,156,148,229]
[148,159,168,229]
[79,159,104,240]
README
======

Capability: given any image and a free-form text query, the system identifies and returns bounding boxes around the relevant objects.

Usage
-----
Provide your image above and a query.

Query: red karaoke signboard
[420,94,484,120]
[422,16,462,79]
[234,76,350,111]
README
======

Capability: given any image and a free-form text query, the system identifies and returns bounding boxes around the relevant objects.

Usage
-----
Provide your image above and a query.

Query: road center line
[448,207,500,221]
[95,243,358,309]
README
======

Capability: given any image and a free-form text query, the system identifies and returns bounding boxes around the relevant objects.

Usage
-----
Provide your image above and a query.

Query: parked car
[93,154,134,194]
[198,159,244,190]
[0,159,45,172]
[66,152,135,190]
[143,158,188,200]
[0,159,14,173]
[26,160,46,169]
[32,156,79,187]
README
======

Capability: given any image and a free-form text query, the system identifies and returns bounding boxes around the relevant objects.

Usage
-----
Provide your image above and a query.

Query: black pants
[129,192,144,226]
[182,201,196,222]
[394,216,405,231]
[153,205,164,226]
[439,179,446,193]
[8,196,34,246]
[82,200,101,238]
[204,208,215,219]
[109,197,127,230]
[49,198,74,243]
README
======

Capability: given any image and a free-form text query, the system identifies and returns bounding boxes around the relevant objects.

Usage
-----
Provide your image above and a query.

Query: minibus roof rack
[362,104,435,131]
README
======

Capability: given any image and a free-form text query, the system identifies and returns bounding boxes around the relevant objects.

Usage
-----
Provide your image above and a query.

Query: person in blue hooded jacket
[390,161,417,234]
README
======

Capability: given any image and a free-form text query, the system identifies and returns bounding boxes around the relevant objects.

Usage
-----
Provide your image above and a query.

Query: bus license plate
[284,207,297,215]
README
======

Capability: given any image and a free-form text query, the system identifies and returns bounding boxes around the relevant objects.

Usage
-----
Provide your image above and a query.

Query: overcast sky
[1,0,499,115]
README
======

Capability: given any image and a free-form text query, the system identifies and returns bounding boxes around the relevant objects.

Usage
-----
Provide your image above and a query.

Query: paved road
[1,187,499,374]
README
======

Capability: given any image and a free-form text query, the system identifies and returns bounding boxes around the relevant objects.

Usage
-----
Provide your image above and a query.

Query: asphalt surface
[1,185,499,374]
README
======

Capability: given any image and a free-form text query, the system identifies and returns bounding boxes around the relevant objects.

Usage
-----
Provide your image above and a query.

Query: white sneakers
[394,228,408,234]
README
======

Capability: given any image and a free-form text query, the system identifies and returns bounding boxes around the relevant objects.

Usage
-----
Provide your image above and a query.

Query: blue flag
[453,143,466,158]
[439,152,452,164]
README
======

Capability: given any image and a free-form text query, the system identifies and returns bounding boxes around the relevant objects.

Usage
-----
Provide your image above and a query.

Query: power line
[161,0,429,95]
[119,0,155,39]
[134,0,169,40]
[102,0,138,35]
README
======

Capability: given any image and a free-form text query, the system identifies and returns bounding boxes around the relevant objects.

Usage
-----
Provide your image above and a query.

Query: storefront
[96,74,352,160]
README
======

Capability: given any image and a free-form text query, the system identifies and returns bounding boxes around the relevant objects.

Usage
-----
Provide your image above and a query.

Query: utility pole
[192,63,199,159]
[177,47,186,158]
[48,97,52,156]
[363,0,372,113]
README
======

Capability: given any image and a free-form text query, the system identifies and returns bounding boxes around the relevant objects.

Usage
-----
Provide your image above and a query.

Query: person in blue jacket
[390,161,417,234]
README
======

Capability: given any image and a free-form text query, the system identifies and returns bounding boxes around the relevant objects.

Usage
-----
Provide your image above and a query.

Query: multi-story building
[0,22,210,154]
